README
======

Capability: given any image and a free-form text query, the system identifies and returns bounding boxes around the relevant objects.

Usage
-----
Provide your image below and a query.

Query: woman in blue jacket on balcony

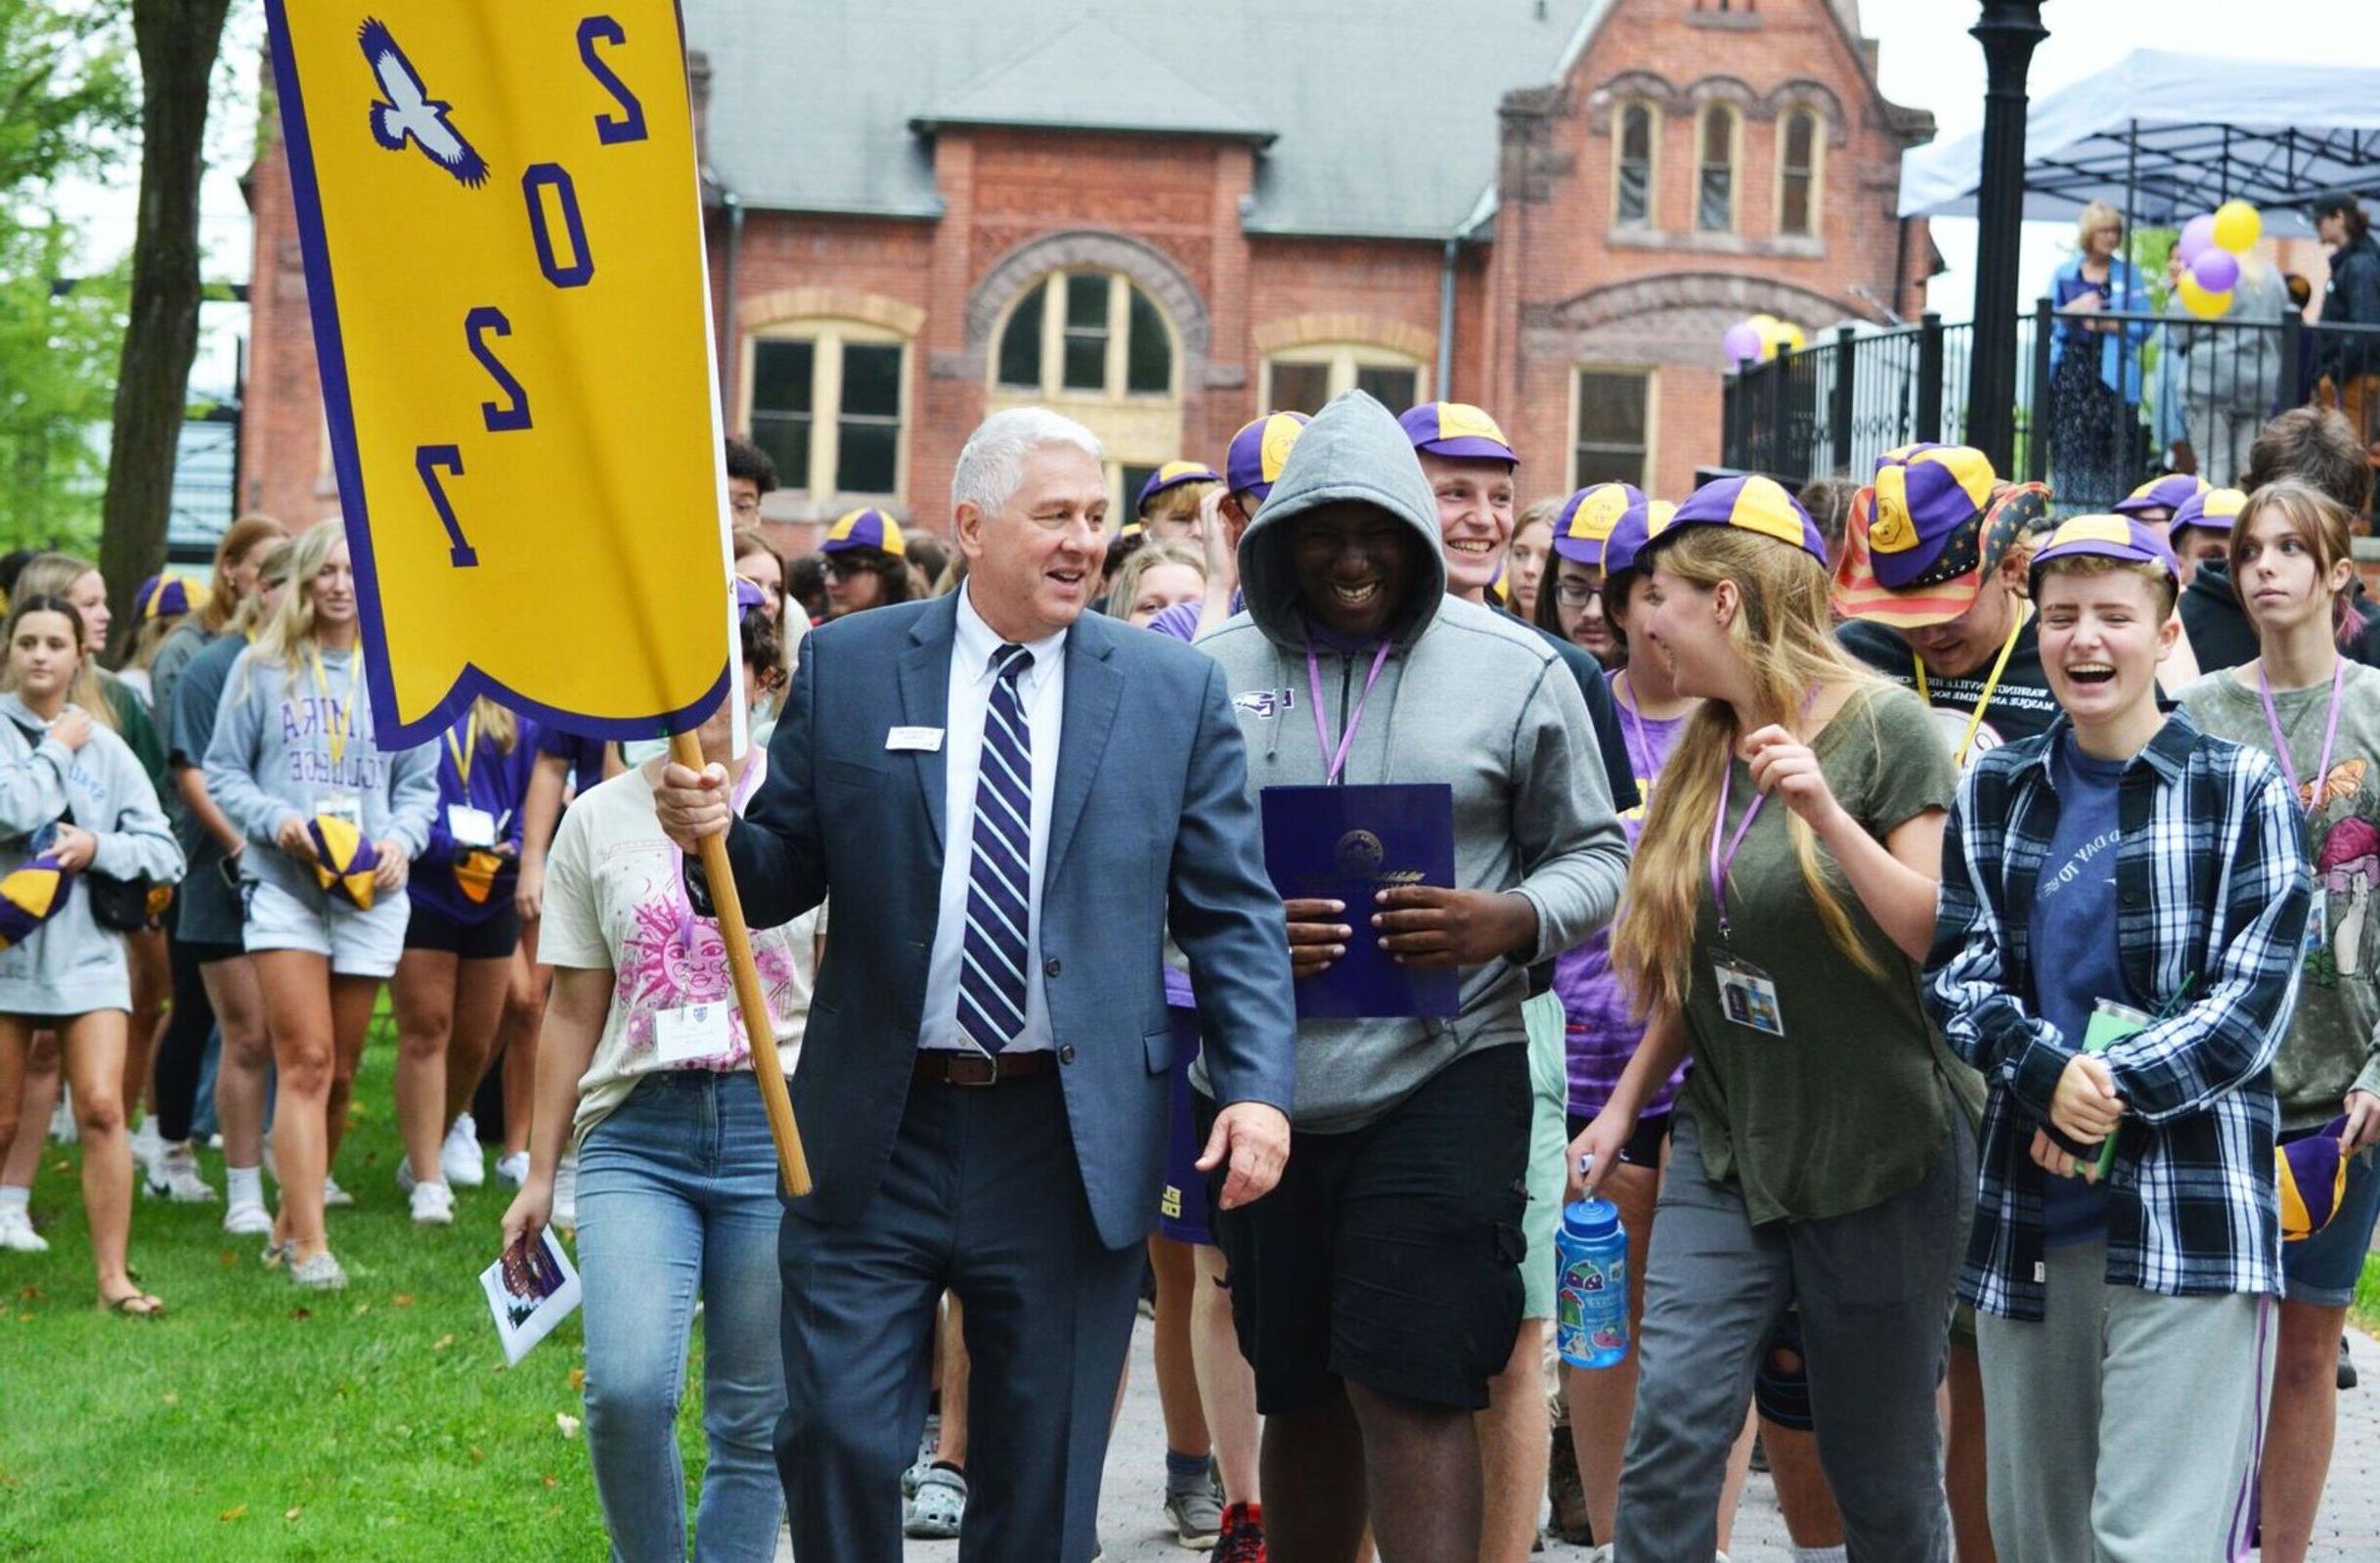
[2047,201,2154,513]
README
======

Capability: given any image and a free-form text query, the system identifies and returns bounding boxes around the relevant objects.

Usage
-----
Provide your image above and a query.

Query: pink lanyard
[1708,752,1766,940]
[669,752,769,952]
[2259,658,2347,815]
[1305,636,1393,785]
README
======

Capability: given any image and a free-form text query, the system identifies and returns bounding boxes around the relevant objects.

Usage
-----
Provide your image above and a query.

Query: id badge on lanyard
[1709,756,1786,1039]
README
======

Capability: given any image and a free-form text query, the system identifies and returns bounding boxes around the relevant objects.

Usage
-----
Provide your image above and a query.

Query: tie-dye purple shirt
[1559,674,1691,1119]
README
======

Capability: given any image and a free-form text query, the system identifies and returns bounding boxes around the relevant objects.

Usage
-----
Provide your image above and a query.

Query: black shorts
[402,902,521,960]
[1205,1043,1529,1416]
[1566,1108,1672,1170]
[182,938,244,967]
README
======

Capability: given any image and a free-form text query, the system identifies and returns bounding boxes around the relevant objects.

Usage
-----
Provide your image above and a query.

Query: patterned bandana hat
[306,814,382,911]
[1833,444,2050,628]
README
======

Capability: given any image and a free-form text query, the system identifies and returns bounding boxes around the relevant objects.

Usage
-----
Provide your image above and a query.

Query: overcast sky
[44,0,2372,394]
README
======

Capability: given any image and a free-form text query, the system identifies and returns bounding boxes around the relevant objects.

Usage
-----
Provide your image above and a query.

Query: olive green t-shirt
[1680,683,1961,1225]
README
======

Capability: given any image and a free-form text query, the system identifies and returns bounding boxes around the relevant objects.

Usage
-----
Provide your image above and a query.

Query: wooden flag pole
[670,728,813,1195]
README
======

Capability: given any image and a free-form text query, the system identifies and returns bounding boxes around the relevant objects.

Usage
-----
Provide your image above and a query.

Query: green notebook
[2079,999,2157,1181]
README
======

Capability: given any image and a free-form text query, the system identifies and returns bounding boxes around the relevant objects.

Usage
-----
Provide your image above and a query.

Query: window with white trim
[1697,105,1738,234]
[745,322,908,500]
[1261,344,1427,417]
[1614,102,1655,228]
[1573,370,1652,489]
[1778,109,1821,238]
[995,271,1176,399]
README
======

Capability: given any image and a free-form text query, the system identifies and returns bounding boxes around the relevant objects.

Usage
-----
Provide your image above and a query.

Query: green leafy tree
[0,0,136,553]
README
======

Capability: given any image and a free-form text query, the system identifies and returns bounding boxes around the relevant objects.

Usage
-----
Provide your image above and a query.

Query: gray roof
[686,0,1608,240]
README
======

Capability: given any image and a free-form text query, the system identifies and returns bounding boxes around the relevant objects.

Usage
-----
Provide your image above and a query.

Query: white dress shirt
[916,585,1067,1053]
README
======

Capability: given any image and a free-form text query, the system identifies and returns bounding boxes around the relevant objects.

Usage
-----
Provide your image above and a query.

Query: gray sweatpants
[1975,1239,2273,1563]
[1610,1112,1973,1563]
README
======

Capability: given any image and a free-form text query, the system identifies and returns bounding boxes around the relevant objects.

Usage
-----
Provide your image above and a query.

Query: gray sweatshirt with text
[1193,389,1628,1131]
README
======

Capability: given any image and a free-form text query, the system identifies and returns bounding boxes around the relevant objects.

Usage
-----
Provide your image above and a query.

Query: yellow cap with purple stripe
[1398,402,1518,465]
[1551,483,1645,563]
[2113,472,2209,520]
[1667,474,1828,561]
[821,507,906,558]
[2169,486,2248,536]
[2026,513,2179,591]
[1226,412,1310,502]
[1136,460,1221,514]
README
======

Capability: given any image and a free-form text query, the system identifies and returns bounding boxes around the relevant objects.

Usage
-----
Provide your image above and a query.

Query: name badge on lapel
[887,726,945,753]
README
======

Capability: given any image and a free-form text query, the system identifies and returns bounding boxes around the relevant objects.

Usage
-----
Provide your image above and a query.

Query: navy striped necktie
[956,643,1035,1054]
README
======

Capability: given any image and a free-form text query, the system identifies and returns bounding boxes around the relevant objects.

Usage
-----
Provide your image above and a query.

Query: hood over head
[1236,388,1447,650]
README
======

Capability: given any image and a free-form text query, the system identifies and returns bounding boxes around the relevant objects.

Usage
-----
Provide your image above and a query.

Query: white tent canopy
[1899,49,2380,234]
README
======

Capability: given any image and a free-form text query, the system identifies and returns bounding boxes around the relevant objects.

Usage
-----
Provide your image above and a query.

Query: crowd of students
[2,392,2377,1563]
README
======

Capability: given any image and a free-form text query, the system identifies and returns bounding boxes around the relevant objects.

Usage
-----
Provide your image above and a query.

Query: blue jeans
[576,1071,786,1562]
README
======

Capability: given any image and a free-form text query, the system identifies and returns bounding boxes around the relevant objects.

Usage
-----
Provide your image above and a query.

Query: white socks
[1790,1546,1849,1563]
[0,1186,26,1214]
[226,1166,264,1207]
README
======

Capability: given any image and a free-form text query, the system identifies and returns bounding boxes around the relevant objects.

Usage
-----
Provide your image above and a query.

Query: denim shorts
[2283,1139,2380,1308]
[241,875,409,978]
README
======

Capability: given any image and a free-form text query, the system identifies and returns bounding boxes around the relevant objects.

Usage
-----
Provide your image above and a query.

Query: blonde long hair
[249,519,349,693]
[1611,525,1889,1019]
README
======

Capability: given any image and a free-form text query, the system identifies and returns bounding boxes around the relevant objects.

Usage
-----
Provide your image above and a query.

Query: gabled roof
[910,17,1274,145]
[684,0,1602,239]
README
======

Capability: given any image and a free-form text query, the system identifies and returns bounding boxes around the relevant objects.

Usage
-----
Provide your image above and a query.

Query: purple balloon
[2178,213,2218,265]
[2191,246,2241,293]
[1722,322,1763,363]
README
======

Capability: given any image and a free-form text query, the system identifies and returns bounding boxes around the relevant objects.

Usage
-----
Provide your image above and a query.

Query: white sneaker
[0,1209,47,1253]
[287,1249,347,1290]
[551,1152,577,1229]
[394,1156,419,1195]
[495,1151,530,1188]
[48,1095,75,1143]
[321,1175,354,1208]
[440,1114,485,1187]
[223,1200,273,1236]
[409,1181,456,1226]
[128,1115,164,1172]
[146,1144,220,1203]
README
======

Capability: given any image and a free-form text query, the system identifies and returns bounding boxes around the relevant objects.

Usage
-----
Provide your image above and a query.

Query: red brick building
[240,0,1935,549]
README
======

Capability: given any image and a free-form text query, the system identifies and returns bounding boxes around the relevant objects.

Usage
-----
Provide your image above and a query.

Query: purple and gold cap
[820,507,906,558]
[1666,474,1828,562]
[1397,402,1519,466]
[1136,460,1222,514]
[2169,486,2248,537]
[2026,514,2180,591]
[1864,445,2001,590]
[2112,472,2210,521]
[305,815,381,912]
[1601,498,1680,581]
[732,576,770,613]
[1551,483,1645,564]
[1225,412,1310,502]
[0,851,71,953]
[2279,1115,2353,1239]
[134,575,203,620]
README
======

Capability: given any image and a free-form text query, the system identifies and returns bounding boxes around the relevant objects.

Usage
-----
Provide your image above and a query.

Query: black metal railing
[1722,307,2380,514]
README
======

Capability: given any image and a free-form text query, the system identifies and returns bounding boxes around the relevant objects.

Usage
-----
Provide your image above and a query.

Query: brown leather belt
[913,1049,1058,1087]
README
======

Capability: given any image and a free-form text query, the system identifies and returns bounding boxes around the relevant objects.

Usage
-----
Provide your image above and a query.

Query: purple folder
[1261,782,1460,1020]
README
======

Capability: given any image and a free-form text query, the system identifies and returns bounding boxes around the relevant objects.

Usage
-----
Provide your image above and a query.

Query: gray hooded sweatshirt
[0,693,185,1016]
[1195,389,1628,1132]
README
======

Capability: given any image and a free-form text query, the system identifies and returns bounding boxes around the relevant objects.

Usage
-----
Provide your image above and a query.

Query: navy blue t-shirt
[2030,733,2135,1245]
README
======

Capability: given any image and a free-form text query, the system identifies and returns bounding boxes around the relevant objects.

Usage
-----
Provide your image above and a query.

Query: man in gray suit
[657,406,1298,1563]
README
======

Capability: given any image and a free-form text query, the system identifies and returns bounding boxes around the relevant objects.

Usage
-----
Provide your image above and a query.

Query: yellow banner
[267,0,731,744]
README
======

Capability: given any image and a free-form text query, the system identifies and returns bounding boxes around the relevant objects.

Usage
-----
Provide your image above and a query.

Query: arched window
[1697,105,1737,234]
[994,271,1175,399]
[742,320,910,503]
[1614,103,1655,228]
[1778,109,1821,238]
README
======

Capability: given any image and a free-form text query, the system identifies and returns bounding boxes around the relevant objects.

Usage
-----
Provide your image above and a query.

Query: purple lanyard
[1708,755,1766,939]
[2259,658,2347,815]
[1305,636,1393,785]
[669,752,769,952]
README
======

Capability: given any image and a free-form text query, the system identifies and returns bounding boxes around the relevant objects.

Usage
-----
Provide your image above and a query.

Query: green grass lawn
[2358,1251,2380,1340]
[0,1016,708,1561]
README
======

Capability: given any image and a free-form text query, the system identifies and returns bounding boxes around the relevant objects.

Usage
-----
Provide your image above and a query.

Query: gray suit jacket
[709,593,1297,1248]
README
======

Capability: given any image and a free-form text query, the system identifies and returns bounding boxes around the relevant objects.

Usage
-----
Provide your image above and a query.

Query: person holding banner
[0,593,185,1315]
[655,405,1298,1563]
[204,521,438,1289]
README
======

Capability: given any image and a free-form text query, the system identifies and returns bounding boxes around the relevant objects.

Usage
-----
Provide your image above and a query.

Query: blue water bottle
[1555,1197,1629,1369]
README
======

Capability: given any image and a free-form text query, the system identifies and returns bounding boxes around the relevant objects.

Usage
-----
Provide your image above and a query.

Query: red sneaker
[1215,1500,1266,1563]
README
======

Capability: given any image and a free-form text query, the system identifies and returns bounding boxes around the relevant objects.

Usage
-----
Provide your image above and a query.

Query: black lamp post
[1965,0,2047,473]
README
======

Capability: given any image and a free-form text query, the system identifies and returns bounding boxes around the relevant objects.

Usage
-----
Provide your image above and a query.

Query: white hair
[950,407,1104,518]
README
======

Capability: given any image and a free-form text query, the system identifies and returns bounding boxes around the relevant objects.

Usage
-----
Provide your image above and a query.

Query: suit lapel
[899,597,960,849]
[1046,621,1122,883]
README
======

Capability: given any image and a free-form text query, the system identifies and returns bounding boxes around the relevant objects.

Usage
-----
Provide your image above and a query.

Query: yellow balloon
[2178,274,2232,320]
[2212,200,2261,253]
[1777,324,1808,353]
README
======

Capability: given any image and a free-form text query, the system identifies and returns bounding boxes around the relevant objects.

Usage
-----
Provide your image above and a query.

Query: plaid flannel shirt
[1924,707,2310,1320]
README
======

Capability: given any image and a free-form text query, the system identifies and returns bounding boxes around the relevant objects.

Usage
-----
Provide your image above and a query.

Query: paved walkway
[773,1319,2380,1560]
